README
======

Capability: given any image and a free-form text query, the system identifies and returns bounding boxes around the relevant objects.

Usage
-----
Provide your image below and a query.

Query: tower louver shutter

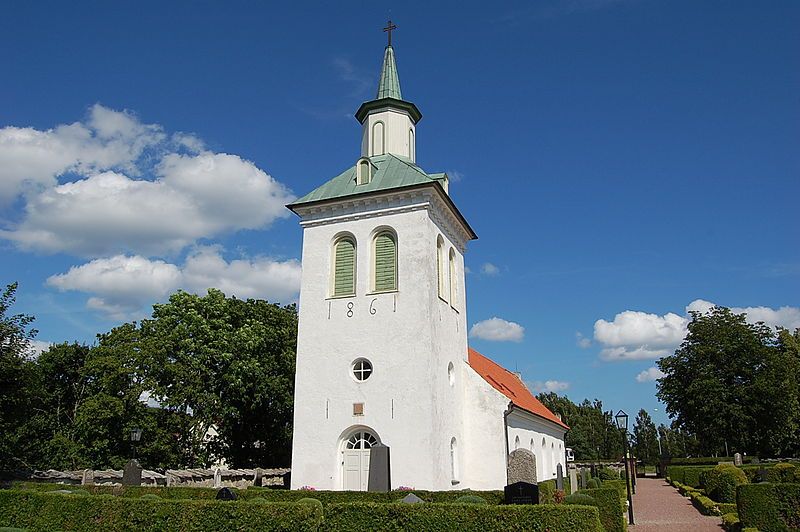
[334,239,355,296]
[374,233,397,292]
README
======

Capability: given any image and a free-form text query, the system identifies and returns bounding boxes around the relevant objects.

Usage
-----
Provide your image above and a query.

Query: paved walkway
[628,478,723,532]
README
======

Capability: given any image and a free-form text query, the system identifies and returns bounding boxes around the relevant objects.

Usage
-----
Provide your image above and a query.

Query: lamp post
[615,410,635,525]
[130,427,142,459]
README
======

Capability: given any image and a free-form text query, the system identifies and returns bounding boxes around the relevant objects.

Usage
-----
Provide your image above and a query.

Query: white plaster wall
[360,108,416,161]
[290,192,469,491]
[506,410,567,482]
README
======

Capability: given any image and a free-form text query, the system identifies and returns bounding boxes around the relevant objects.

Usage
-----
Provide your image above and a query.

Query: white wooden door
[342,430,377,491]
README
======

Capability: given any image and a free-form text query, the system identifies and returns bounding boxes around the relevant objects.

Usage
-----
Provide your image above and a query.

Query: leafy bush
[553,489,566,504]
[453,495,487,505]
[538,480,556,504]
[579,488,626,532]
[671,457,753,466]
[322,502,604,531]
[296,497,323,515]
[772,463,797,483]
[563,493,595,505]
[0,489,323,531]
[737,483,800,532]
[602,480,627,501]
[689,491,723,516]
[598,467,620,481]
[586,478,602,489]
[721,512,741,532]
[704,464,748,503]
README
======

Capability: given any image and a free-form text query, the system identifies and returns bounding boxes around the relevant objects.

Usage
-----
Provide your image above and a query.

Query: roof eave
[508,402,570,431]
[286,181,477,241]
[355,98,422,124]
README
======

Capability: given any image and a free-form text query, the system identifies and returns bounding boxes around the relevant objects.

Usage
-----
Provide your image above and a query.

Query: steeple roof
[376,46,402,100]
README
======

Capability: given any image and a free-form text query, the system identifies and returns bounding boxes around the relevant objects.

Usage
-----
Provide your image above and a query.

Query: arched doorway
[341,428,379,490]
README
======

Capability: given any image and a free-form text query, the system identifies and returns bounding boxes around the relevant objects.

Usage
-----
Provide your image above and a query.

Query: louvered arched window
[373,231,397,292]
[332,236,356,296]
[436,236,446,300]
[448,248,457,308]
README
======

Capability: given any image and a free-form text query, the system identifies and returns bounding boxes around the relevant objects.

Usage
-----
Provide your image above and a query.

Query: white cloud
[47,248,301,320]
[528,380,570,393]
[481,262,500,276]
[469,317,525,342]
[0,105,294,256]
[447,170,464,183]
[594,300,800,362]
[576,332,591,348]
[0,104,165,201]
[636,367,665,383]
[25,339,53,359]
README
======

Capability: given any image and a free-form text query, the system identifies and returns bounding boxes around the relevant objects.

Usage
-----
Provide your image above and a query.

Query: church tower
[287,25,477,491]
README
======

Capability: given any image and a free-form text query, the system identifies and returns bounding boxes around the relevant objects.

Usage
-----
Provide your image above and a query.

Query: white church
[288,30,568,491]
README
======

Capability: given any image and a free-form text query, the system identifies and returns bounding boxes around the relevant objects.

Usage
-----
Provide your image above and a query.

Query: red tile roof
[468,347,569,430]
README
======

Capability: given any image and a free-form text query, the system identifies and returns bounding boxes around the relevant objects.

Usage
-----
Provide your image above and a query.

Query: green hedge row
[0,489,322,531]
[671,457,754,466]
[668,462,799,490]
[11,482,505,505]
[322,502,603,531]
[601,480,627,502]
[736,482,800,532]
[579,487,626,532]
[0,489,605,532]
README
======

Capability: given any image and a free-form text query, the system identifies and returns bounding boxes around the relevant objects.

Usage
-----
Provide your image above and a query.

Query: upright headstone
[556,464,564,491]
[81,469,94,486]
[504,481,539,505]
[253,468,263,487]
[507,449,537,485]
[580,468,589,489]
[733,453,742,466]
[367,443,391,492]
[569,467,578,494]
[213,467,222,488]
[122,459,142,486]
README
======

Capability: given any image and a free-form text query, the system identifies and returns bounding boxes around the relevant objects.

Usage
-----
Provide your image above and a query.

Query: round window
[352,358,373,381]
[447,362,455,386]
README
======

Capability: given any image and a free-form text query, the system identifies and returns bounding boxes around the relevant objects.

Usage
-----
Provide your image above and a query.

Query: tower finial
[383,19,397,47]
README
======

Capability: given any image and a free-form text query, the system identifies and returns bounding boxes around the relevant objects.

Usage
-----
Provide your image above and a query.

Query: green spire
[376,46,402,100]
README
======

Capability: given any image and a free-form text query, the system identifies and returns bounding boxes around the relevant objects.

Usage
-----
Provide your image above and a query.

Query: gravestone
[504,481,538,505]
[213,467,222,488]
[580,468,589,489]
[569,467,578,494]
[556,464,564,491]
[215,487,238,500]
[253,468,263,487]
[507,448,537,485]
[81,469,94,486]
[401,493,423,504]
[752,457,760,464]
[122,459,142,486]
[734,453,742,466]
[367,443,391,492]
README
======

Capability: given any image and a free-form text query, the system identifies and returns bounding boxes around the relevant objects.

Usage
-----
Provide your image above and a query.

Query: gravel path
[628,478,723,531]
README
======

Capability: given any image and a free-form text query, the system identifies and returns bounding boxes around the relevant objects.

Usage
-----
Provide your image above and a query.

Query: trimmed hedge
[721,512,741,532]
[539,480,556,504]
[671,457,754,466]
[0,489,322,531]
[580,487,626,532]
[322,502,604,531]
[703,464,749,503]
[602,480,627,501]
[598,468,620,481]
[737,482,800,532]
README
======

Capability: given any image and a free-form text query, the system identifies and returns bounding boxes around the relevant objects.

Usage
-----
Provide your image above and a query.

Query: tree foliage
[537,393,623,460]
[657,306,800,457]
[632,409,660,465]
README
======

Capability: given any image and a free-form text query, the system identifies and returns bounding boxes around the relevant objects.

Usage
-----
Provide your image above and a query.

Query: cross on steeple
[383,19,397,47]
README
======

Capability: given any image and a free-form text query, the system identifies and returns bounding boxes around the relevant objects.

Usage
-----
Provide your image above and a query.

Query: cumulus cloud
[528,380,570,393]
[636,367,665,383]
[575,332,591,348]
[469,317,525,342]
[0,105,294,256]
[481,262,500,276]
[595,299,800,362]
[25,339,53,359]
[47,248,301,320]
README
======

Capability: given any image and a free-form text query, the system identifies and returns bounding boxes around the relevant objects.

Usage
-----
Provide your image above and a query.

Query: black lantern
[614,410,628,431]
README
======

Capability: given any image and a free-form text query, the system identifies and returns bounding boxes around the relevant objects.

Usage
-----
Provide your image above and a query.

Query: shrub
[772,463,797,483]
[704,464,748,503]
[737,483,800,532]
[602,480,627,501]
[721,512,741,532]
[564,493,595,505]
[689,491,723,516]
[579,488,626,532]
[0,489,323,531]
[296,497,323,515]
[323,502,604,531]
[453,495,487,505]
[538,480,556,504]
[598,467,620,481]
[553,489,566,504]
[586,478,602,489]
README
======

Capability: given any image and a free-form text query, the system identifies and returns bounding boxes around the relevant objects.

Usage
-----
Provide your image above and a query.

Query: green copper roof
[376,46,402,100]
[288,154,446,207]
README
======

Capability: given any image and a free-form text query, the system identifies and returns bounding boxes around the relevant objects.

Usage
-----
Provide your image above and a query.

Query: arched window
[530,439,534,452]
[409,128,415,160]
[372,121,385,156]
[345,431,378,450]
[448,248,457,308]
[357,159,371,185]
[551,442,556,475]
[373,231,397,292]
[332,237,356,296]
[514,435,520,450]
[450,437,459,481]
[436,236,446,300]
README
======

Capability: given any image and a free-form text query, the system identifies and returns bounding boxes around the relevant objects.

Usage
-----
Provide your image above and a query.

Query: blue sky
[1,0,798,427]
